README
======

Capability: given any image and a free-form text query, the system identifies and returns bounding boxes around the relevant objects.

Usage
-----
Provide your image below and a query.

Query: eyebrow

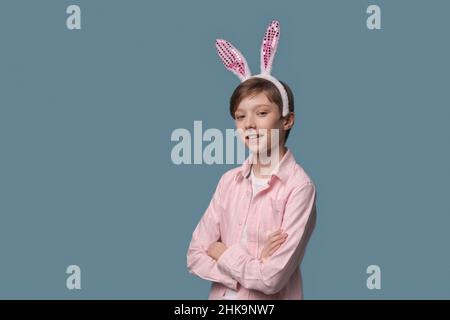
[235,104,271,112]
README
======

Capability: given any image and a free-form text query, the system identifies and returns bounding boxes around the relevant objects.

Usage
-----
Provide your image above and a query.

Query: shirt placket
[234,174,275,299]
[237,179,253,242]
[253,177,275,258]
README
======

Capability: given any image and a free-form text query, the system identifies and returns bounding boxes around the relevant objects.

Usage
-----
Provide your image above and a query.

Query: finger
[263,233,287,253]
[267,229,283,240]
[260,251,268,260]
[264,237,282,252]
[269,232,288,243]
[268,244,282,257]
[269,231,286,242]
[269,238,286,250]
[269,242,284,252]
[268,246,280,257]
[267,237,287,251]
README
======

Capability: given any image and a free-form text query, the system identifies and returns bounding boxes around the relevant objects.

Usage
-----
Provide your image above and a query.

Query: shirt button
[246,191,251,196]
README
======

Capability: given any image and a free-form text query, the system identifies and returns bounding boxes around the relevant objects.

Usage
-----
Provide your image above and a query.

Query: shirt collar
[235,149,295,184]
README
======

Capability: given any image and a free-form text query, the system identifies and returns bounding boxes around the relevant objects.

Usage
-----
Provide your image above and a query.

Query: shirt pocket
[268,198,286,229]
[258,198,286,254]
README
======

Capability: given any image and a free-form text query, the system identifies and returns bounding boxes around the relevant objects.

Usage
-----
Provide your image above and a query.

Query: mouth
[245,133,264,141]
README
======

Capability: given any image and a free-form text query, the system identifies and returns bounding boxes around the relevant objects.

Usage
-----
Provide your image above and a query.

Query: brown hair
[229,77,295,142]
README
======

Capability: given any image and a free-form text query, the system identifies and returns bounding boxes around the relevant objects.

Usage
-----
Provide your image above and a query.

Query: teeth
[247,133,263,139]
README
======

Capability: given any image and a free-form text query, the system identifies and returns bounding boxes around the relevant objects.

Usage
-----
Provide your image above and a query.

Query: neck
[253,145,287,178]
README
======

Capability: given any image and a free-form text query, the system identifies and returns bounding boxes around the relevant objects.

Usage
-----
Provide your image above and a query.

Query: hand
[207,241,228,261]
[260,229,288,261]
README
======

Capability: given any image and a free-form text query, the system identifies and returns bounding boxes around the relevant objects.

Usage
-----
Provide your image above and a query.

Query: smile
[246,133,264,140]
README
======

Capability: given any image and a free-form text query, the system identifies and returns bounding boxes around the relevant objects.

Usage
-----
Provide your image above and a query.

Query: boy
[187,21,317,299]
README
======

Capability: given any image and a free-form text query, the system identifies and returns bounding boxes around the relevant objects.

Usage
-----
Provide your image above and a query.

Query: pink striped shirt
[187,149,317,299]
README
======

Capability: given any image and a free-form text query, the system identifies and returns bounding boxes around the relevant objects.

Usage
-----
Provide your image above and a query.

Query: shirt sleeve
[186,174,239,290]
[216,182,317,295]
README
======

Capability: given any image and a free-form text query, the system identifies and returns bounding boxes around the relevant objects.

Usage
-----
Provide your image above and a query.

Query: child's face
[234,92,291,156]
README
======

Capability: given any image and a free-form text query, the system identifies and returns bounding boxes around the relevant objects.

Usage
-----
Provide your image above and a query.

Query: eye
[258,111,268,116]
[235,115,245,120]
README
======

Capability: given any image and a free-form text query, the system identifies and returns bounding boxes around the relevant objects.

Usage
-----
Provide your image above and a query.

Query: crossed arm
[187,176,317,295]
[207,230,288,261]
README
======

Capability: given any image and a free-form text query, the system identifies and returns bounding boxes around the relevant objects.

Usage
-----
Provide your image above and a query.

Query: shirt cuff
[219,269,239,290]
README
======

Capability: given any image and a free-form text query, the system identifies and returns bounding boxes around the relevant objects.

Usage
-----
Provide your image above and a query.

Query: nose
[244,114,256,130]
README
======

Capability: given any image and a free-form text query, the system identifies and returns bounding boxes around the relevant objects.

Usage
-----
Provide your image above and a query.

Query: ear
[216,39,252,81]
[260,20,281,75]
[283,112,295,130]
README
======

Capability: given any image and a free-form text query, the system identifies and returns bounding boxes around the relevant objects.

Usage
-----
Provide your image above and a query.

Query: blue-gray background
[0,0,449,299]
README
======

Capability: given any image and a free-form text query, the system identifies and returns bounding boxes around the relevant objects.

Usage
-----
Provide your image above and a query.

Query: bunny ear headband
[215,20,289,117]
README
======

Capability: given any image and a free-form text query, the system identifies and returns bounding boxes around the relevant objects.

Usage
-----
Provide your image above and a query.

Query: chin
[247,144,269,156]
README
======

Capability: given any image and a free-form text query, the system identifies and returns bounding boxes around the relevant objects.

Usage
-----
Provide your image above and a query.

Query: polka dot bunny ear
[260,20,281,75]
[215,39,252,82]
